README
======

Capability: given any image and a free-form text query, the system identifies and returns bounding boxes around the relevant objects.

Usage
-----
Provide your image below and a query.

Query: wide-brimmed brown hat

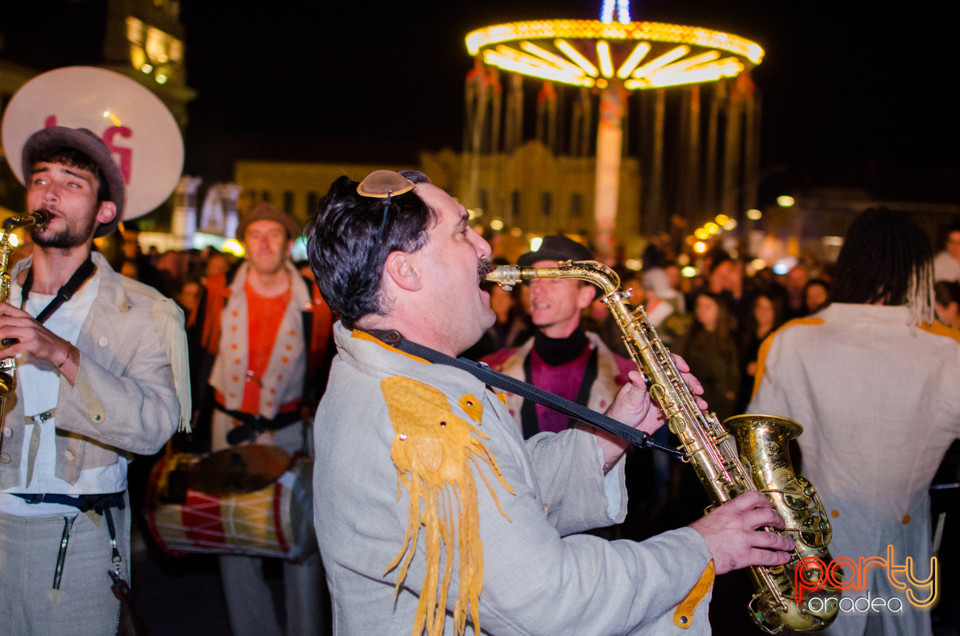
[237,202,301,241]
[22,126,126,237]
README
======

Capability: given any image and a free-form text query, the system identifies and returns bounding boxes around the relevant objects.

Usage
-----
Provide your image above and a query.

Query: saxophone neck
[3,210,50,232]
[485,259,622,297]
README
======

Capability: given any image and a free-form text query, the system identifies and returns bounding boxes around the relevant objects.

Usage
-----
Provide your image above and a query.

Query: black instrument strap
[20,256,96,325]
[10,491,127,589]
[395,338,682,458]
[216,403,302,445]
[11,491,125,512]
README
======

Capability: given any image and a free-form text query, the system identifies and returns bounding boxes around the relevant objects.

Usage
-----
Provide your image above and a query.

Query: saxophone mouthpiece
[31,209,51,227]
[485,265,523,290]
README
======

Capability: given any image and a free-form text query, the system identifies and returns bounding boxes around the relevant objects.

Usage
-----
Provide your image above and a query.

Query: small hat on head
[237,202,301,241]
[22,126,126,237]
[357,170,415,199]
[517,234,593,266]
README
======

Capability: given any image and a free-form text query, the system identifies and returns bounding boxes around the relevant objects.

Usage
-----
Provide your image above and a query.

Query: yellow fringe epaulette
[382,377,514,636]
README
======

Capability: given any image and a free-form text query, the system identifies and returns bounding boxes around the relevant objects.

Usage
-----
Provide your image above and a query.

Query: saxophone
[0,210,50,398]
[487,260,840,634]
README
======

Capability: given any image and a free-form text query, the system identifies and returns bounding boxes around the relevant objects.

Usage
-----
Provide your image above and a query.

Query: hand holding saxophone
[690,491,795,575]
[0,303,78,383]
[598,356,707,472]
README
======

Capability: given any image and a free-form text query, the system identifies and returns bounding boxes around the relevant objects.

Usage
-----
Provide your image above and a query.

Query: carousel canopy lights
[466,20,763,90]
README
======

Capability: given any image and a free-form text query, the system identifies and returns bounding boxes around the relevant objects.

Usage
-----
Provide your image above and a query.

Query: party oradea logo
[795,545,938,614]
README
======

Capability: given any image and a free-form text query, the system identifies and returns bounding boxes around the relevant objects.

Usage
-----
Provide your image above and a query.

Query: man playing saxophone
[0,127,189,633]
[306,169,794,635]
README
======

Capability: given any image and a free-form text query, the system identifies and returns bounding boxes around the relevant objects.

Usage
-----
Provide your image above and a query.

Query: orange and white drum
[144,447,317,562]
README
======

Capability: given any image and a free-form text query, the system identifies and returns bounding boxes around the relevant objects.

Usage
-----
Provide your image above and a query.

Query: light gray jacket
[0,252,189,489]
[314,324,715,635]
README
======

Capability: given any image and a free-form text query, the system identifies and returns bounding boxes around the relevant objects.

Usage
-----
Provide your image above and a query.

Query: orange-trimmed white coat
[749,303,960,636]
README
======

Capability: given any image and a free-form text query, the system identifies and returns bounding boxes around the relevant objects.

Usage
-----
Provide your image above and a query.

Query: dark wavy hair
[305,170,434,329]
[829,207,934,324]
[689,291,738,357]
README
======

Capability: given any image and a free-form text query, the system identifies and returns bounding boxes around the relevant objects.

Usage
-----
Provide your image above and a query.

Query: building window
[541,192,552,217]
[307,191,319,215]
[511,191,521,222]
[283,191,294,214]
[479,188,489,214]
[570,193,583,218]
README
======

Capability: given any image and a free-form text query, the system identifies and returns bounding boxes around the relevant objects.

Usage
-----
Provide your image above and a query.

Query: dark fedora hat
[517,234,593,266]
[22,126,126,237]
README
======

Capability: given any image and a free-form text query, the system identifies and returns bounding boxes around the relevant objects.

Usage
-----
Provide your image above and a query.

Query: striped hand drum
[144,447,317,562]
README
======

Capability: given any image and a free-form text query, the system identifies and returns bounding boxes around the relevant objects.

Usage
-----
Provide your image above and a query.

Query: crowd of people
[111,222,861,429]
[91,183,960,635]
[120,189,959,635]
[2,128,958,636]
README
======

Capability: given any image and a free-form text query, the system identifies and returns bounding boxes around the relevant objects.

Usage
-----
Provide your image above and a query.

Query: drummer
[188,202,333,636]
[0,127,190,632]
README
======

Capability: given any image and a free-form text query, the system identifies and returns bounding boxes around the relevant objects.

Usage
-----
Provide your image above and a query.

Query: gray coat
[314,324,715,635]
[0,252,188,488]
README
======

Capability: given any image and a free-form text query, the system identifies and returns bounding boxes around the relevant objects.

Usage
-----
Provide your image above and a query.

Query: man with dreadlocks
[749,207,960,636]
[305,170,794,635]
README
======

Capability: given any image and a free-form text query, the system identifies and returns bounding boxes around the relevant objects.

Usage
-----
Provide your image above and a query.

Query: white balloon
[1,66,185,220]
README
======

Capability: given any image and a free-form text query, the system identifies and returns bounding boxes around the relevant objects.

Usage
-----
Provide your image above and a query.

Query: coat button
[0,452,10,463]
[98,336,109,347]
[64,450,75,461]
[2,427,11,438]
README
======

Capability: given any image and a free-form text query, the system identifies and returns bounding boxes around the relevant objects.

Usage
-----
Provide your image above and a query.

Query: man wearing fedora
[0,126,189,632]
[189,202,332,636]
[483,235,635,441]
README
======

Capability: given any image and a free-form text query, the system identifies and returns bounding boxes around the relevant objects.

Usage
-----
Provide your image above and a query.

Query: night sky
[180,1,960,197]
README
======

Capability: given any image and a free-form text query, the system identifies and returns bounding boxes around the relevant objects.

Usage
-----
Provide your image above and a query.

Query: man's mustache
[478,258,493,284]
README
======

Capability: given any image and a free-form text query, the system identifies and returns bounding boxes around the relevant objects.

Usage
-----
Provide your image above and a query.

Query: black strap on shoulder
[20,256,96,325]
[395,337,682,458]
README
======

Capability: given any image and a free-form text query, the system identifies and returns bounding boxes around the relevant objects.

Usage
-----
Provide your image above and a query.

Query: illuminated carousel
[463,0,764,258]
